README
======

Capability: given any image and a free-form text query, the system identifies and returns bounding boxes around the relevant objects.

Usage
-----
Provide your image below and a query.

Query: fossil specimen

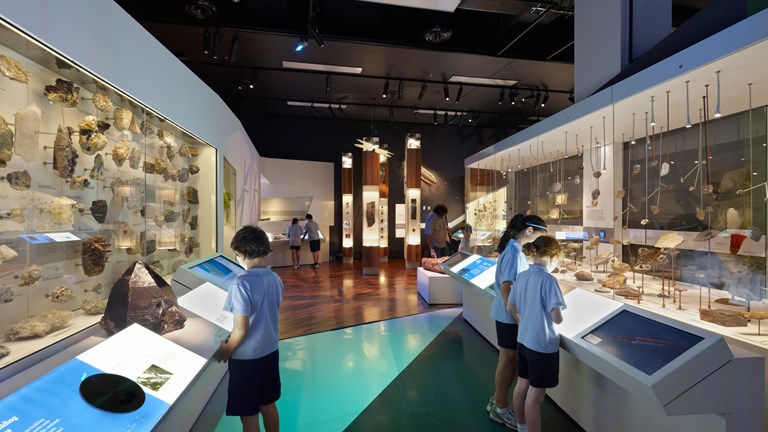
[178,144,200,158]
[82,236,111,276]
[81,298,108,315]
[0,55,30,83]
[186,186,199,204]
[5,170,31,191]
[655,232,684,249]
[128,147,142,169]
[113,108,133,131]
[9,208,24,224]
[89,154,105,181]
[69,175,90,191]
[48,285,75,303]
[111,140,130,167]
[18,265,42,287]
[53,125,78,178]
[591,189,601,200]
[189,164,200,175]
[4,309,74,341]
[90,199,108,223]
[51,196,77,224]
[0,115,14,168]
[92,93,113,112]
[182,234,200,257]
[14,103,41,162]
[44,79,80,107]
[0,285,14,304]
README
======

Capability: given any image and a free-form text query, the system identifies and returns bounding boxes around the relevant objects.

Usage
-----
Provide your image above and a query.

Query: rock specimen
[48,285,75,303]
[140,232,156,255]
[611,260,631,273]
[4,309,74,341]
[614,288,641,299]
[14,103,41,162]
[69,175,90,191]
[90,199,108,224]
[164,210,180,223]
[0,345,9,359]
[141,203,155,219]
[0,244,18,263]
[693,230,720,242]
[128,147,142,169]
[0,55,30,83]
[739,311,768,321]
[53,125,78,178]
[699,308,748,327]
[81,298,108,315]
[44,79,80,107]
[749,227,763,242]
[182,207,190,223]
[189,214,199,231]
[140,121,154,136]
[574,271,594,281]
[113,108,133,131]
[51,196,77,224]
[655,232,685,249]
[157,130,173,145]
[111,140,130,167]
[18,265,42,287]
[88,154,105,181]
[189,164,200,175]
[129,116,141,134]
[565,264,579,272]
[365,201,376,227]
[0,285,14,304]
[78,115,110,155]
[182,234,200,257]
[9,208,24,224]
[601,273,627,289]
[82,236,111,276]
[163,168,179,182]
[0,115,14,168]
[5,170,31,191]
[178,144,200,158]
[143,160,155,174]
[154,158,170,176]
[166,143,178,161]
[114,221,136,249]
[99,261,186,336]
[178,168,190,183]
[92,93,113,112]
[186,186,199,204]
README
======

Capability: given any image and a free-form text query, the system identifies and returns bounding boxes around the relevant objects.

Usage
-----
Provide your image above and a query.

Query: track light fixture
[509,89,518,105]
[568,93,575,104]
[249,69,257,88]
[325,75,331,96]
[418,82,427,101]
[228,32,239,63]
[382,80,390,98]
[202,28,211,54]
[650,96,656,126]
[455,85,463,103]
[443,83,450,101]
[498,88,504,105]
[685,80,692,128]
[444,111,449,125]
[534,91,542,109]
[212,28,221,59]
[433,110,438,125]
[295,38,309,52]
[541,92,549,107]
[398,81,404,100]
[714,70,722,117]
[308,23,324,48]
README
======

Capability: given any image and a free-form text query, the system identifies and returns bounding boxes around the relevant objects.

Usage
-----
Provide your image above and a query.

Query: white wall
[0,0,261,250]
[260,157,334,227]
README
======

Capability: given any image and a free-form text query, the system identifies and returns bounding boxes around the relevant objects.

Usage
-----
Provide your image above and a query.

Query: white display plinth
[462,284,498,349]
[416,268,463,304]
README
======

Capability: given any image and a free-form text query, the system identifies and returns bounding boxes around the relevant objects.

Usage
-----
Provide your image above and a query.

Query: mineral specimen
[143,161,155,174]
[84,283,103,294]
[0,55,30,83]
[129,147,142,170]
[182,207,190,223]
[114,221,136,249]
[574,271,594,281]
[157,130,173,145]
[141,204,155,220]
[4,309,74,341]
[0,244,17,264]
[5,170,31,191]
[178,144,200,158]
[182,234,200,256]
[51,196,77,224]
[14,103,41,162]
[129,115,141,134]
[614,288,641,299]
[111,140,130,167]
[699,308,748,327]
[88,154,105,181]
[82,236,111,276]
[44,79,80,107]
[81,298,108,315]
[0,345,9,359]
[154,158,170,176]
[565,264,579,272]
[99,261,186,336]
[165,168,180,182]
[655,232,684,249]
[189,214,198,231]
[611,261,631,273]
[186,186,199,204]
[0,285,14,304]
[90,199,108,224]
[48,285,75,303]
[154,214,164,229]
[9,208,24,224]
[189,164,200,175]
[749,227,763,242]
[78,115,110,155]
[140,231,157,255]
[140,121,154,136]
[601,273,627,289]
[615,190,626,199]
[164,210,180,223]
[18,265,42,287]
[0,115,14,168]
[166,143,178,161]
[113,108,133,131]
[178,168,190,183]
[53,125,78,178]
[92,93,113,112]
[69,175,90,191]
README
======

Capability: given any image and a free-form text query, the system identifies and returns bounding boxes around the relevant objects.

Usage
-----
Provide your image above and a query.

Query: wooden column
[405,133,422,269]
[341,153,353,263]
[362,150,380,275]
[379,147,389,261]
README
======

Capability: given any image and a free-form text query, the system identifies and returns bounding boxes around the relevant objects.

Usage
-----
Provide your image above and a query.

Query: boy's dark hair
[231,225,272,259]
[292,218,299,224]
[306,214,313,220]
[433,204,448,217]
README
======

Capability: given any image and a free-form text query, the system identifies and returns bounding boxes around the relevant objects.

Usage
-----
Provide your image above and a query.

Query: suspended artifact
[548,208,559,219]
[128,147,142,170]
[92,93,113,113]
[111,140,130,167]
[729,233,748,255]
[53,126,78,178]
[591,189,600,200]
[640,218,650,225]
[69,175,90,191]
[129,115,142,134]
[659,162,670,177]
[82,236,111,276]
[575,271,594,281]
[113,108,133,131]
[615,190,626,199]
[90,200,108,224]
[695,207,705,221]
[550,182,562,193]
[749,227,762,242]
[186,186,199,204]
[650,205,660,215]
[14,103,41,162]
[5,170,31,191]
[44,79,80,107]
[573,175,580,185]
[631,164,641,176]
[655,232,684,249]
[0,55,30,83]
[189,164,200,175]
[78,115,110,155]
[89,154,105,181]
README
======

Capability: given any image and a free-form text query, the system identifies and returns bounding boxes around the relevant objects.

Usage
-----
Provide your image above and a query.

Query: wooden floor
[274,260,453,339]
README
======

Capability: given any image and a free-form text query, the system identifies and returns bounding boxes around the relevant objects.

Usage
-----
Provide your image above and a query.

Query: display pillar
[341,152,354,263]
[405,134,422,269]
[362,148,381,275]
[379,145,389,262]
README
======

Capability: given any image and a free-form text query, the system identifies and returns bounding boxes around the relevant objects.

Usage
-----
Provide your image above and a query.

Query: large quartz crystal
[4,309,74,341]
[91,93,113,112]
[0,285,14,304]
[0,115,14,168]
[81,298,108,315]
[90,199,108,223]
[48,285,75,303]
[17,265,42,287]
[5,170,31,191]
[113,108,133,131]
[186,186,199,204]
[89,154,105,181]
[14,103,41,162]
[53,125,78,178]
[44,79,80,107]
[82,236,111,276]
[99,261,186,336]
[78,115,110,155]
[51,196,77,224]
[0,55,30,83]
[111,140,130,167]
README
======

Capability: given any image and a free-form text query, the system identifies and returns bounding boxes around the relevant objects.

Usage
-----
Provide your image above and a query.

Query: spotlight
[397,81,404,100]
[325,75,331,96]
[534,91,542,108]
[382,80,390,98]
[308,24,324,48]
[212,28,221,59]
[418,82,427,100]
[249,69,257,88]
[433,110,438,125]
[455,85,463,103]
[468,112,474,123]
[228,32,239,63]
[568,93,575,104]
[295,38,309,52]
[498,88,504,105]
[202,28,211,54]
[443,83,450,101]
[238,68,249,90]
[541,92,549,107]
[509,89,518,105]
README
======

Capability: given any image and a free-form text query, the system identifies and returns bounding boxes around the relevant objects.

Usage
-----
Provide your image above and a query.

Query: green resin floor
[206,309,583,431]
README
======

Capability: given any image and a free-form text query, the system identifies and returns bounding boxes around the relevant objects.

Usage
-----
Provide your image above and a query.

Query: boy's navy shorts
[226,349,281,416]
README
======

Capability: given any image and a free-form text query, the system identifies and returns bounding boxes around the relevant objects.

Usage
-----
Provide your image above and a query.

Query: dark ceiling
[115,0,708,137]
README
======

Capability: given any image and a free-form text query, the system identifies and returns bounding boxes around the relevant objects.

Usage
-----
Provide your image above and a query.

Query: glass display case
[0,19,216,370]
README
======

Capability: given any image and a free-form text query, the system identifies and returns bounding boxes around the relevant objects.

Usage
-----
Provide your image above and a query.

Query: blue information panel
[453,256,496,289]
[187,255,244,289]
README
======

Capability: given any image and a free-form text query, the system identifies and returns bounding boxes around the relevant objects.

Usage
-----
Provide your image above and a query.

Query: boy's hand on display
[214,340,231,362]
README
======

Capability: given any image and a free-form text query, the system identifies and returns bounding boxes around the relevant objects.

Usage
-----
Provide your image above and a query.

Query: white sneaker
[314,263,320,269]
[490,406,518,430]
[517,424,528,432]
[486,395,495,413]
[294,264,299,269]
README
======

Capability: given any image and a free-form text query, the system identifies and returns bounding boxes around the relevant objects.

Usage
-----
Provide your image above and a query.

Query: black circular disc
[79,373,146,413]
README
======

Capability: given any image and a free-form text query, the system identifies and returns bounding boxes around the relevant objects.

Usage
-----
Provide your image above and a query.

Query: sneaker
[490,406,518,430]
[517,424,528,432]
[486,396,495,413]
[314,263,320,269]
[294,265,299,269]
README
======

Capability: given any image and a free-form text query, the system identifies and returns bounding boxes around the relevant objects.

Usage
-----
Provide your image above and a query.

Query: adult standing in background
[301,213,321,269]
[425,204,449,258]
[286,218,303,269]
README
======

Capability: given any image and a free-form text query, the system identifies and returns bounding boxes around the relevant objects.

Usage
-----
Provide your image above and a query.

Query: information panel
[187,254,244,288]
[443,252,497,290]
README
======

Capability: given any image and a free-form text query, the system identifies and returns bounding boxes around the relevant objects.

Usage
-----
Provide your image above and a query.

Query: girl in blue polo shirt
[487,213,547,429]
[507,236,566,432]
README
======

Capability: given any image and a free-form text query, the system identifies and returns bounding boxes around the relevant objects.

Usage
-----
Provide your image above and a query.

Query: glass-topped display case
[0,18,216,370]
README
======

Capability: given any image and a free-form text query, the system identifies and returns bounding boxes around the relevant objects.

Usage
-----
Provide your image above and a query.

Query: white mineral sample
[0,115,14,168]
[92,93,113,112]
[111,140,130,167]
[0,244,17,264]
[4,309,74,341]
[81,298,108,315]
[51,196,77,224]
[48,285,75,303]
[0,55,30,83]
[113,108,133,131]
[14,103,41,162]
[17,265,42,287]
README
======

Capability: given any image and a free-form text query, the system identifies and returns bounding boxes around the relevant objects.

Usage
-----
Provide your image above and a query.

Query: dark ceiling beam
[497,7,552,56]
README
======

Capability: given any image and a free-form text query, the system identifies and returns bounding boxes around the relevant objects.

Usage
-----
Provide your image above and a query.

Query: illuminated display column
[362,148,381,275]
[405,133,422,269]
[341,152,354,263]
[379,145,389,262]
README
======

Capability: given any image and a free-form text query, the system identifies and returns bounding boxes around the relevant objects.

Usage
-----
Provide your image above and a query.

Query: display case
[379,146,389,260]
[0,19,216,372]
[404,133,421,268]
[341,152,353,262]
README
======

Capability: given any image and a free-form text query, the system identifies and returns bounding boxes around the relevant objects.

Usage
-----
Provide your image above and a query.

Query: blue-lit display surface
[441,252,496,290]
[186,255,244,289]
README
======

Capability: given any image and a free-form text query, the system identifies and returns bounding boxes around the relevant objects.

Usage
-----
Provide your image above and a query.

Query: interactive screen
[187,255,244,288]
[555,231,587,241]
[582,310,704,376]
[450,254,496,289]
[441,252,473,268]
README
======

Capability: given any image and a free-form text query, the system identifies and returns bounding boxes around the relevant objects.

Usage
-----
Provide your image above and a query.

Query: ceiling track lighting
[541,92,549,107]
[498,88,504,105]
[325,75,331,96]
[631,112,636,144]
[228,32,239,63]
[455,85,463,103]
[338,105,349,117]
[295,38,309,52]
[534,91,542,109]
[418,82,427,101]
[443,111,449,125]
[397,80,404,100]
[685,80,692,128]
[433,110,438,125]
[249,69,257,88]
[714,70,722,117]
[650,96,656,126]
[237,68,249,90]
[382,80,390,98]
[509,89,518,105]
[202,28,211,55]
[308,23,324,48]
[310,103,321,117]
[443,83,450,101]
[212,28,221,59]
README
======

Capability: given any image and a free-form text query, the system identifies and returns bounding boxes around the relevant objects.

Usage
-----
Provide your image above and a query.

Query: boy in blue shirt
[215,225,284,432]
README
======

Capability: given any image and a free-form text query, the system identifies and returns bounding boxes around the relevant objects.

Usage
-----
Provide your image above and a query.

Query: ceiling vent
[423,25,452,43]
[186,0,218,19]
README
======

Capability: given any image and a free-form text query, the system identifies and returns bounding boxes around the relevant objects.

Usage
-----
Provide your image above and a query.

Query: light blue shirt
[223,267,284,359]
[490,239,528,324]
[303,219,320,241]
[509,264,566,354]
[287,224,303,246]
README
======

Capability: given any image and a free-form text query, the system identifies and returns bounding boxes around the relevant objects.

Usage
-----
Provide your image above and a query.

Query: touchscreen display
[441,252,473,268]
[188,255,244,288]
[451,255,496,289]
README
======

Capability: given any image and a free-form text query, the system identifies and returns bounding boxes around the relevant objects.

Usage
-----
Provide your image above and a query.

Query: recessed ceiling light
[282,61,363,74]
[448,76,518,86]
